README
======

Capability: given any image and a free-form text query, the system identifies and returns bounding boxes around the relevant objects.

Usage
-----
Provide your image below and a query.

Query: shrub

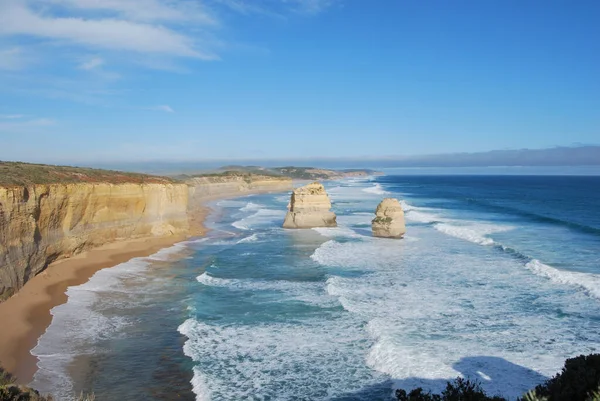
[531,354,600,401]
[396,378,507,401]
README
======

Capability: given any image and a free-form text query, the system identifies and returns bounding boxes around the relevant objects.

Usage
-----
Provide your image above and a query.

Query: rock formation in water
[371,198,406,238]
[282,182,337,229]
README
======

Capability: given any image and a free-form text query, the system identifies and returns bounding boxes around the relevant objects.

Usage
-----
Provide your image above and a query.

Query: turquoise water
[31,176,600,400]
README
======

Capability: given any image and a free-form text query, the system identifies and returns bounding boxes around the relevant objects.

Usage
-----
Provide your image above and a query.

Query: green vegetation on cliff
[0,161,379,187]
[0,162,175,187]
[210,165,381,180]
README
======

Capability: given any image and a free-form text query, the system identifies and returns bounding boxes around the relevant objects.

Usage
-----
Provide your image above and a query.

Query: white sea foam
[434,223,496,245]
[236,233,259,243]
[191,366,212,401]
[178,315,383,401]
[402,202,445,224]
[196,272,336,306]
[240,202,264,212]
[196,272,231,287]
[147,242,189,261]
[31,257,152,399]
[231,208,286,230]
[312,226,363,238]
[179,177,600,400]
[362,183,389,195]
[525,259,600,300]
[310,233,599,399]
[29,240,197,400]
[275,194,290,203]
[215,199,248,208]
[336,213,373,226]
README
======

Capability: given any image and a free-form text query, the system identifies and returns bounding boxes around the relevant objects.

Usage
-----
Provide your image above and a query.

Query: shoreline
[0,234,193,384]
[0,187,292,386]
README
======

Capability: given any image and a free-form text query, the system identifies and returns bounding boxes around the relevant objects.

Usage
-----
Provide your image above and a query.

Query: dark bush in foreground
[531,354,600,401]
[395,378,506,401]
[396,354,600,401]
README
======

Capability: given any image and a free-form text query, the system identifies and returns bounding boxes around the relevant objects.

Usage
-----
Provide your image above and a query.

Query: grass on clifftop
[0,161,176,187]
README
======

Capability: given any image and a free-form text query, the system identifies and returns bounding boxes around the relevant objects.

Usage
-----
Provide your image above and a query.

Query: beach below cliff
[0,221,203,384]
[0,186,295,389]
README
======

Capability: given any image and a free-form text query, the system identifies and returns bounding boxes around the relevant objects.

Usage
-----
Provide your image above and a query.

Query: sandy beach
[0,186,289,386]
[0,207,208,384]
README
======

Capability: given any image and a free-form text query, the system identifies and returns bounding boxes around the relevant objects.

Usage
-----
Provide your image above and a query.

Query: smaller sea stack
[372,198,406,238]
[283,182,337,229]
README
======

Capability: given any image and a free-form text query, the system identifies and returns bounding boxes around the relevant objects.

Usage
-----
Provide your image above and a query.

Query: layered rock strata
[187,175,293,200]
[0,183,189,299]
[283,182,337,229]
[371,198,406,238]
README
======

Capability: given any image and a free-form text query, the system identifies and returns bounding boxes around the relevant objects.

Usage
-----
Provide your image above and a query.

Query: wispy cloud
[47,0,217,24]
[217,0,338,16]
[286,0,339,14]
[0,114,25,119]
[0,0,339,112]
[148,105,175,113]
[79,56,105,70]
[0,1,218,59]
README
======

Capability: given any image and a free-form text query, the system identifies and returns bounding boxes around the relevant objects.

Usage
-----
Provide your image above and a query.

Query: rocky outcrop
[283,182,337,229]
[0,183,189,299]
[371,198,406,238]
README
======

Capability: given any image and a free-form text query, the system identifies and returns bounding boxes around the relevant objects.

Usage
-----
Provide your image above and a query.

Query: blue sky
[0,0,599,163]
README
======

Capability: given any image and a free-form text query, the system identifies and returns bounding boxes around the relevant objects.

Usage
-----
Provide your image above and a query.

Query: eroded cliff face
[283,182,337,229]
[0,183,189,298]
[371,198,406,239]
[187,175,293,200]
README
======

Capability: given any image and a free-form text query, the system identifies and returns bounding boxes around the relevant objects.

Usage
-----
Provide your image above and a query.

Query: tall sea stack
[282,182,337,229]
[372,198,406,238]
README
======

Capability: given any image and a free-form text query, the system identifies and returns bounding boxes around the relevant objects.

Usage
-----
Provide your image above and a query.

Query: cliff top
[177,171,291,184]
[206,166,382,180]
[0,161,176,187]
[293,182,327,195]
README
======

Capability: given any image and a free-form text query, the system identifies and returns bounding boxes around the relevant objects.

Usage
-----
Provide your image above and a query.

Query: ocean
[30,174,600,400]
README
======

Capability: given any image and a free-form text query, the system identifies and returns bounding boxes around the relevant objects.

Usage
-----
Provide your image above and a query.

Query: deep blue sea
[31,175,600,400]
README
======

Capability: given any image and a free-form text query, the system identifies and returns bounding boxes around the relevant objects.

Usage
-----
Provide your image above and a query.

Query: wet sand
[0,235,197,384]
[0,187,288,385]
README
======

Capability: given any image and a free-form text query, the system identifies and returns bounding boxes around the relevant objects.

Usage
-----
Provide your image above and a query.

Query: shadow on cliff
[328,356,548,401]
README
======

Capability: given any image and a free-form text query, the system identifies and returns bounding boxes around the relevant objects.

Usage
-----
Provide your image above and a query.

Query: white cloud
[289,0,338,14]
[148,105,175,113]
[46,0,217,24]
[0,114,25,119]
[79,56,104,70]
[0,1,218,59]
[218,0,338,16]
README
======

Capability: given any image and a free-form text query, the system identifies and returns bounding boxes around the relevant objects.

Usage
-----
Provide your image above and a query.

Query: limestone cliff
[283,182,337,229]
[372,198,406,238]
[187,175,293,200]
[0,183,189,299]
